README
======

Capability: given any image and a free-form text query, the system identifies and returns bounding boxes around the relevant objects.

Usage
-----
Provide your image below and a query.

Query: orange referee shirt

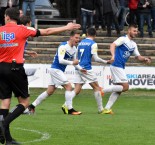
[0,22,37,63]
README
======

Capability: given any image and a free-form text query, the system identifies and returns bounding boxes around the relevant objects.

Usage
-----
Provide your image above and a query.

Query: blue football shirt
[52,41,76,72]
[112,35,140,69]
[77,38,98,70]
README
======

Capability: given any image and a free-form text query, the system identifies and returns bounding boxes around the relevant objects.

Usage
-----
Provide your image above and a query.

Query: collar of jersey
[6,22,17,26]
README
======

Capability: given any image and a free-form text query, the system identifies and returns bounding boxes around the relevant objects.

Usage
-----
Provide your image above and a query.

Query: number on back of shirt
[79,49,84,62]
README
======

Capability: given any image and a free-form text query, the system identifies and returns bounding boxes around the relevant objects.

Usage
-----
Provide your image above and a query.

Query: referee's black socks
[0,109,12,140]
[4,104,25,128]
[0,109,9,119]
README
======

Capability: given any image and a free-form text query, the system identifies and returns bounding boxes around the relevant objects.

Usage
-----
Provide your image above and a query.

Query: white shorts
[49,68,69,86]
[74,69,98,84]
[110,65,128,84]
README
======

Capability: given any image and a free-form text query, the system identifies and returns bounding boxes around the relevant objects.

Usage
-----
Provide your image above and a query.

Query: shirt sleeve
[132,43,140,56]
[91,43,98,55]
[21,26,37,38]
[58,45,73,65]
[93,54,107,64]
[113,37,125,46]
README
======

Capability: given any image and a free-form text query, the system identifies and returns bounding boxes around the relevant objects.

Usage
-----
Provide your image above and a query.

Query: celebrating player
[24,30,85,115]
[103,24,151,114]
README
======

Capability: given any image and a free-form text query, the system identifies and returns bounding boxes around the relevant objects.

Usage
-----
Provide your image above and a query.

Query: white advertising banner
[103,66,155,89]
[24,64,155,89]
[24,64,104,89]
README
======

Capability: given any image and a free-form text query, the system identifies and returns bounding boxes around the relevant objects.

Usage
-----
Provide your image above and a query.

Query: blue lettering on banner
[126,74,155,79]
[126,74,138,79]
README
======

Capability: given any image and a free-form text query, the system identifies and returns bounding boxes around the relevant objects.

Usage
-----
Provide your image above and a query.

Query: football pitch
[9,88,155,145]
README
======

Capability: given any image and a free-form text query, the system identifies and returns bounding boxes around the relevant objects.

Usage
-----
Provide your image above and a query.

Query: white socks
[65,91,75,110]
[94,91,104,112]
[32,90,76,110]
[32,91,49,107]
[104,85,123,93]
[105,92,120,110]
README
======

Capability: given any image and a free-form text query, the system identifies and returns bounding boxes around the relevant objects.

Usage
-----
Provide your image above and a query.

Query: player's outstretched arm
[91,43,107,64]
[93,54,107,64]
[136,55,151,64]
[39,23,81,36]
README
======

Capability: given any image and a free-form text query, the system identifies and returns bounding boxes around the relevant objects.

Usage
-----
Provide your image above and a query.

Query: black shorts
[0,62,29,99]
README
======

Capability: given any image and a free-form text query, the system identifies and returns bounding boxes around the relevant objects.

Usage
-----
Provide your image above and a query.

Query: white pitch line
[15,127,51,144]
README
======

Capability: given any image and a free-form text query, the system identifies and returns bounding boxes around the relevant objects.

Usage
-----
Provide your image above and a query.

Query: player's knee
[64,84,72,91]
[66,87,72,91]
[123,85,129,92]
[92,85,100,92]
[1,99,11,109]
[47,90,54,96]
[75,89,81,95]
[19,101,29,108]
[18,97,30,108]
[47,86,55,95]
[1,100,11,109]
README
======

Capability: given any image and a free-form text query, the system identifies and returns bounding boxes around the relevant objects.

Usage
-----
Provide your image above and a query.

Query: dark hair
[5,7,20,22]
[20,15,31,25]
[128,24,138,29]
[70,30,81,36]
[87,28,96,36]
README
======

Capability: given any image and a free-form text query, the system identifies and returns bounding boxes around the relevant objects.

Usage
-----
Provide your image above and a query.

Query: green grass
[7,89,155,145]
